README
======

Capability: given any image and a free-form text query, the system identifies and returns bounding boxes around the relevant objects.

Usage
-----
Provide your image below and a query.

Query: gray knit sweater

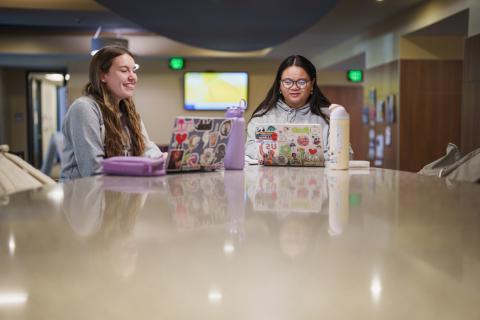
[60,96,160,180]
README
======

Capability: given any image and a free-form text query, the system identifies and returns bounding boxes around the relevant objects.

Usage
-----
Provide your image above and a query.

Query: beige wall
[67,58,349,145]
[317,70,360,87]
[469,0,480,36]
[400,36,465,60]
[313,0,472,69]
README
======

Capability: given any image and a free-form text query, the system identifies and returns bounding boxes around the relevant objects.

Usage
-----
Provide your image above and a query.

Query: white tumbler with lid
[328,104,350,170]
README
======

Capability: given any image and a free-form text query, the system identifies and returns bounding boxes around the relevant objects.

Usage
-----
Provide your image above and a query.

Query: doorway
[27,71,68,169]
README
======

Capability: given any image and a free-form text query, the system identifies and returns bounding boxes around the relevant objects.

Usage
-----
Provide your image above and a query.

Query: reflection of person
[61,46,162,180]
[63,178,105,237]
[245,55,331,160]
[262,213,325,258]
[63,178,146,279]
[98,190,145,279]
[279,215,310,258]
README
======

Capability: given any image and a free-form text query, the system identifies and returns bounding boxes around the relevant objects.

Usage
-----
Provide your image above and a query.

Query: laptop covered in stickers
[166,117,233,172]
[255,123,325,166]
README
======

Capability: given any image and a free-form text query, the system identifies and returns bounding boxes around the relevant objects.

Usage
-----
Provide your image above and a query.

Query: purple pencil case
[102,156,166,176]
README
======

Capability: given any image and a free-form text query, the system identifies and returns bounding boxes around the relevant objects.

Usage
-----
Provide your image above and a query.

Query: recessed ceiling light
[45,74,64,82]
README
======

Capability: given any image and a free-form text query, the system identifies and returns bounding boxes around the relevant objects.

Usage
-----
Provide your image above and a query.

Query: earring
[101,79,106,83]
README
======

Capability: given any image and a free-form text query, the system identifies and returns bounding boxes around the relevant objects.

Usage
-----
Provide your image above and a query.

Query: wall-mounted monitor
[184,72,248,111]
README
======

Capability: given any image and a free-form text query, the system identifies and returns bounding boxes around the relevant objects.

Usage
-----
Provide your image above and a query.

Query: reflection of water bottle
[326,170,350,236]
[224,170,246,241]
[224,99,246,170]
[328,104,350,170]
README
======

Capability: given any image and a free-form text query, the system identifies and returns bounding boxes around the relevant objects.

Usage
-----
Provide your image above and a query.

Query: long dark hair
[84,46,145,157]
[250,55,331,123]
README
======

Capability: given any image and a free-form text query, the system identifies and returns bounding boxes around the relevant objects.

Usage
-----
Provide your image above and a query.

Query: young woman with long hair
[61,46,161,180]
[245,55,334,160]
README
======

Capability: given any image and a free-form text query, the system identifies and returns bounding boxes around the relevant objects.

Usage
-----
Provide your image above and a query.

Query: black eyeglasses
[280,78,310,89]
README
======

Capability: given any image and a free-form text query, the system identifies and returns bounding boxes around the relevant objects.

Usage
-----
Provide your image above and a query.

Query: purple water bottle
[224,99,246,170]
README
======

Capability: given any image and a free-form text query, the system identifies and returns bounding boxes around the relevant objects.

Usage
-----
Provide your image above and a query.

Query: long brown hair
[250,55,331,123]
[84,46,145,157]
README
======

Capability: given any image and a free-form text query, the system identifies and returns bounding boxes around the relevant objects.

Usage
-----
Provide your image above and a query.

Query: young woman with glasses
[61,46,162,180]
[245,55,333,160]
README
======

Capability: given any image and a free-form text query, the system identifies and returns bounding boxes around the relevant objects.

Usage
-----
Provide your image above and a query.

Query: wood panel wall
[364,61,400,169]
[321,85,363,158]
[399,60,462,172]
[461,33,480,153]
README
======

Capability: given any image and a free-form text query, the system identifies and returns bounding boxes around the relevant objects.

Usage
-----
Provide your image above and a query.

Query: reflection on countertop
[63,176,152,279]
[1,167,480,319]
[246,166,328,214]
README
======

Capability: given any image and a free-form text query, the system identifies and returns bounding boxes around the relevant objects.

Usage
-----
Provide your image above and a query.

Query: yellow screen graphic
[184,72,248,110]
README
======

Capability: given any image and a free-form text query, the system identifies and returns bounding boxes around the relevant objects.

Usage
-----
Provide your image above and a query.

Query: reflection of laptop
[251,167,326,213]
[255,123,324,166]
[166,117,233,172]
[166,173,229,230]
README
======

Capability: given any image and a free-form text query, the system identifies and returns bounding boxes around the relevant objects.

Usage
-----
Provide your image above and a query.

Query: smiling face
[279,66,314,109]
[100,53,137,104]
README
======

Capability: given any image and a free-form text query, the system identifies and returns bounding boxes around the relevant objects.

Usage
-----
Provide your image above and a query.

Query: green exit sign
[169,57,185,70]
[347,69,363,82]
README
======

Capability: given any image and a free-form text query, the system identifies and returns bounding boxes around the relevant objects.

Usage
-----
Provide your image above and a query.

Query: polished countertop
[1,166,479,319]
